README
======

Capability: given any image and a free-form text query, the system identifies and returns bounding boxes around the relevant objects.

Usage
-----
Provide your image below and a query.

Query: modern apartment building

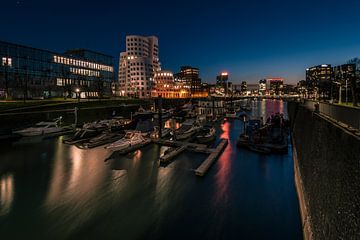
[267,78,284,95]
[118,35,161,98]
[0,40,114,99]
[151,70,191,98]
[174,66,202,95]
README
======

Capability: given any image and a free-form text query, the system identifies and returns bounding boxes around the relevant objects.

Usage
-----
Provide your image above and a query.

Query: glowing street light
[75,88,80,103]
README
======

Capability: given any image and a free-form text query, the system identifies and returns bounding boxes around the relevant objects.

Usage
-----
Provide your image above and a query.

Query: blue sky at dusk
[1,0,360,84]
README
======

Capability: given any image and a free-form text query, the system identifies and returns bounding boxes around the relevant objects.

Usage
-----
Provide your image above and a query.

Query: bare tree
[347,58,359,106]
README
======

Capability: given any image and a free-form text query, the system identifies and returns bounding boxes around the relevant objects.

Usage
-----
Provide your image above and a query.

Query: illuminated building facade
[259,79,267,95]
[306,65,332,97]
[241,81,247,93]
[267,78,284,95]
[174,66,202,94]
[216,72,229,93]
[118,35,161,98]
[0,40,114,99]
[151,70,190,98]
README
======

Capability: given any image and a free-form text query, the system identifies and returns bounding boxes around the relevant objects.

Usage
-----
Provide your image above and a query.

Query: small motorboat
[150,127,172,139]
[105,131,145,152]
[78,132,124,149]
[63,128,102,144]
[154,110,172,120]
[174,119,202,140]
[110,117,137,132]
[133,106,154,120]
[14,117,65,137]
[225,108,237,118]
[196,126,216,144]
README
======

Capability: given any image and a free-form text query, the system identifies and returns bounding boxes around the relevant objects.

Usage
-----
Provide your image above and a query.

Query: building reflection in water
[214,121,232,205]
[0,173,14,216]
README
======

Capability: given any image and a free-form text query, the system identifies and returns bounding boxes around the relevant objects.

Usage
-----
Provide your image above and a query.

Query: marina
[0,99,303,239]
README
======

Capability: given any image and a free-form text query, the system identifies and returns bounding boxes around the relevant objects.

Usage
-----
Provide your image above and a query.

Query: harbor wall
[0,105,143,129]
[288,102,360,240]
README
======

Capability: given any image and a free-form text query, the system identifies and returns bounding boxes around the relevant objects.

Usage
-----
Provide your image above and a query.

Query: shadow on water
[0,99,302,240]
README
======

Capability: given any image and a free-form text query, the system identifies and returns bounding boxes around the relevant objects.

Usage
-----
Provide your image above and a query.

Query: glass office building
[0,40,114,99]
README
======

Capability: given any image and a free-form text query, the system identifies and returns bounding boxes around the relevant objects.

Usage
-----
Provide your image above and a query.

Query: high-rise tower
[118,35,161,98]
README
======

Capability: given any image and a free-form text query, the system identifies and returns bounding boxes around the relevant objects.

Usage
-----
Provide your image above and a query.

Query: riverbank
[288,102,360,240]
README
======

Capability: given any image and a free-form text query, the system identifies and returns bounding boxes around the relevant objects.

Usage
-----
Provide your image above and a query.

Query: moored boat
[196,126,216,143]
[150,127,172,139]
[63,128,102,144]
[105,131,145,152]
[78,132,124,149]
[14,117,65,137]
[174,119,202,140]
[237,113,289,154]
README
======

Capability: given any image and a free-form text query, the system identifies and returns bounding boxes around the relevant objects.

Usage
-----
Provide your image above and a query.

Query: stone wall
[288,102,360,239]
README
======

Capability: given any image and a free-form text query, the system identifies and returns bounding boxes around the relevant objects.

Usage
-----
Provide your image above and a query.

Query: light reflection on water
[0,100,302,240]
[0,174,14,216]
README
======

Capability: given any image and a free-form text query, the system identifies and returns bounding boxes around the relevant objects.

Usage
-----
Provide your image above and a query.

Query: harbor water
[0,99,303,239]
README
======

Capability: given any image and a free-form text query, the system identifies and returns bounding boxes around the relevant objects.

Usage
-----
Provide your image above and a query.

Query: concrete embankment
[288,102,360,240]
[0,104,144,129]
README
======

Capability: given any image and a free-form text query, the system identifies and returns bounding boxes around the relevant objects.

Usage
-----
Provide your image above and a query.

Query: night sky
[1,0,360,84]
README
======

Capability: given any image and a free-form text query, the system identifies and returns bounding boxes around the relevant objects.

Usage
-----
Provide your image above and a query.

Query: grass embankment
[335,102,360,109]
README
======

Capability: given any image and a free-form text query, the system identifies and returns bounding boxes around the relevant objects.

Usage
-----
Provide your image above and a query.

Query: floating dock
[195,139,228,176]
[160,145,187,163]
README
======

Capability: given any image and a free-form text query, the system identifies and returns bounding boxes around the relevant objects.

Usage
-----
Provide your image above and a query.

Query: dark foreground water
[0,100,302,240]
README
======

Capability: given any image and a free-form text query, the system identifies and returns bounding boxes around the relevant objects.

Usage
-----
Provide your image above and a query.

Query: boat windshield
[36,123,55,128]
[124,132,134,139]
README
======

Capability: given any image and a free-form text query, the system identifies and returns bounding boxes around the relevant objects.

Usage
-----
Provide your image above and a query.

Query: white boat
[150,127,172,139]
[225,110,237,118]
[14,117,64,137]
[105,131,145,151]
[175,119,202,140]
[196,126,216,143]
[154,110,171,120]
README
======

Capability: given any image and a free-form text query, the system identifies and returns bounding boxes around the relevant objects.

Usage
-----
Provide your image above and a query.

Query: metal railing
[302,100,360,130]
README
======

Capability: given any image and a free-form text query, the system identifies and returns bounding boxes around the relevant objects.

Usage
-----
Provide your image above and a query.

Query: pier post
[158,94,162,139]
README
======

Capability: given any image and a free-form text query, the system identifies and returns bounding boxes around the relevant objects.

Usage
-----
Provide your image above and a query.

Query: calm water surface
[0,100,302,239]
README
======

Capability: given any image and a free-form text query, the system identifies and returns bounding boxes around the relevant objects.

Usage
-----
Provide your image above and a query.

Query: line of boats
[3,100,290,156]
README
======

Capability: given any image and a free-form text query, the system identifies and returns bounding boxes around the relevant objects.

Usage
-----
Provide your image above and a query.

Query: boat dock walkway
[153,138,228,176]
[160,145,187,163]
[195,139,228,176]
[152,139,213,153]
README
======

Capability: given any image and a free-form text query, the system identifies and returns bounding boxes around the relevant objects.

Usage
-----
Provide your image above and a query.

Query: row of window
[53,55,113,72]
[70,67,100,77]
[56,78,91,87]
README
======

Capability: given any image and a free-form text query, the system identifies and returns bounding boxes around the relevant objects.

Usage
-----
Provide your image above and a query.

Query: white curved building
[118,35,161,98]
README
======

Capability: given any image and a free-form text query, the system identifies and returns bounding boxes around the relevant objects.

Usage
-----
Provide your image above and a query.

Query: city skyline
[1,0,360,84]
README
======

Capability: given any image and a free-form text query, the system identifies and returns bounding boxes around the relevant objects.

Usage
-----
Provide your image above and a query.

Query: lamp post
[334,81,342,104]
[76,88,80,103]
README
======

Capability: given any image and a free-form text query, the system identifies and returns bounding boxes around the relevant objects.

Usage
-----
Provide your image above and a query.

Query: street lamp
[75,88,80,103]
[333,81,341,104]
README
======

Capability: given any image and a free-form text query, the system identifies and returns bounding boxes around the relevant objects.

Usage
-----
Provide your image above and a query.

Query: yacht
[105,131,145,151]
[150,127,172,139]
[174,119,202,140]
[133,106,154,120]
[196,126,216,143]
[14,117,64,137]
[225,108,237,118]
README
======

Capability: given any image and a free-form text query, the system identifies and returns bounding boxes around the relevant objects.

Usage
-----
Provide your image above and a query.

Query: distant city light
[221,72,228,76]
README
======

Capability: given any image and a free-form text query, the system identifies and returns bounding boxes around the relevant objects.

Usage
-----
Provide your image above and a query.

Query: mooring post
[158,94,162,139]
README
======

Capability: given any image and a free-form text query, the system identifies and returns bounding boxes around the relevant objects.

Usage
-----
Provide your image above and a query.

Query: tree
[346,58,359,106]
